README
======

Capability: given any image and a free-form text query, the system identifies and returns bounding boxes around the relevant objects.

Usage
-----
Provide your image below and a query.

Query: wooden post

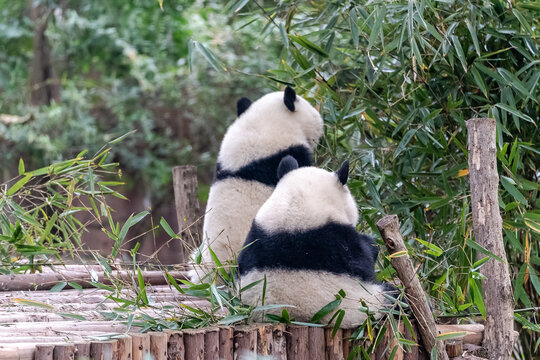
[183,329,205,360]
[308,327,325,360]
[272,324,287,360]
[35,345,54,360]
[218,327,233,360]
[90,341,118,360]
[256,324,273,356]
[117,336,132,360]
[376,215,448,360]
[172,165,203,261]
[233,326,257,359]
[446,340,463,357]
[285,325,309,360]
[132,333,150,360]
[53,345,76,360]
[165,331,185,360]
[150,332,168,360]
[74,343,90,360]
[325,328,344,360]
[466,118,515,359]
[204,328,219,360]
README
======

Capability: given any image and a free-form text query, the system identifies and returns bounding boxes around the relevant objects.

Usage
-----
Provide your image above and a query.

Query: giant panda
[188,87,323,283]
[237,156,395,328]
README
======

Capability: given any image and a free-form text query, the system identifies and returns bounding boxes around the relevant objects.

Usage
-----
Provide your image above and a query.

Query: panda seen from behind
[238,156,395,328]
[188,87,323,283]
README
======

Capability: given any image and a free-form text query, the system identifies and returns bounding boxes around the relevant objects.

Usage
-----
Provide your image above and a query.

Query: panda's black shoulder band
[238,222,378,282]
[214,145,312,186]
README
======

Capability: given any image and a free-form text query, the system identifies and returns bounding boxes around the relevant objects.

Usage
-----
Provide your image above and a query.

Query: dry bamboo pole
[285,325,309,360]
[308,327,325,360]
[218,327,233,360]
[172,165,203,261]
[0,270,188,291]
[377,215,448,359]
[164,330,185,360]
[466,118,515,359]
[150,332,168,360]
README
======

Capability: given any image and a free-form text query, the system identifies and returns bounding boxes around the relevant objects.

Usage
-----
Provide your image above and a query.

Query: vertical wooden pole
[53,345,76,360]
[272,324,287,360]
[308,327,325,360]
[117,336,132,360]
[35,345,54,360]
[233,326,257,359]
[466,118,514,359]
[377,215,448,360]
[256,324,273,356]
[183,329,205,360]
[132,333,151,360]
[166,331,185,360]
[204,328,219,360]
[325,328,344,360]
[74,343,90,360]
[285,325,309,360]
[90,341,118,360]
[218,327,233,360]
[172,165,203,261]
[150,332,169,360]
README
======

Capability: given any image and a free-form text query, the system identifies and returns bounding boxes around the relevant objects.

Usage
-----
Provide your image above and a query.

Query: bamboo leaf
[6,174,32,196]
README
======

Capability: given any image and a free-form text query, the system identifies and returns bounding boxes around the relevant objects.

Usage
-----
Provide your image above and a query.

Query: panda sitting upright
[238,156,395,328]
[188,87,323,283]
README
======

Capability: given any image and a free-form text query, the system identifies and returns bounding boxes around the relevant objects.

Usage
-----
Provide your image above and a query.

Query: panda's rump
[241,269,389,329]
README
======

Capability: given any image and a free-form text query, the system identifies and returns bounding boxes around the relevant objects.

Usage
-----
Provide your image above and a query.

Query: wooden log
[446,339,463,357]
[53,345,76,360]
[183,329,205,360]
[0,347,33,360]
[466,118,515,359]
[218,327,233,360]
[172,165,203,261]
[89,340,118,360]
[0,270,188,291]
[256,324,273,356]
[342,329,354,360]
[285,325,309,360]
[164,331,184,360]
[0,320,138,333]
[204,328,219,360]
[150,332,168,360]
[308,327,325,360]
[377,215,448,360]
[271,324,287,360]
[74,343,90,360]
[233,325,257,359]
[131,333,150,360]
[325,328,343,360]
[35,345,54,360]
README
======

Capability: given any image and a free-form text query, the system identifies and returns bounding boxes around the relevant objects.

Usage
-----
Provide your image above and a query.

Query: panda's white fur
[238,159,393,328]
[188,88,323,283]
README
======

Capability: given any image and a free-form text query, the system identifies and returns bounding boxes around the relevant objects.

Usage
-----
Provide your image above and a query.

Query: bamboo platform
[0,266,490,360]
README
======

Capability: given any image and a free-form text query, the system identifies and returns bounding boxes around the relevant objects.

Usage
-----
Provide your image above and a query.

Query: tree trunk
[466,118,514,359]
[29,0,61,106]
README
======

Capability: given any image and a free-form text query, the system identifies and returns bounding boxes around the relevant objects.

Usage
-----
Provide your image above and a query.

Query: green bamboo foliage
[210,0,539,356]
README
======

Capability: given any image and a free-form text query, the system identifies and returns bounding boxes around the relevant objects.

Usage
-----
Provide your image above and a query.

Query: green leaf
[6,174,32,196]
[465,239,505,263]
[288,34,328,57]
[437,331,467,341]
[160,217,177,238]
[114,211,149,257]
[500,176,528,205]
[18,158,25,175]
[311,298,342,323]
[137,266,149,306]
[394,129,417,159]
[451,35,467,72]
[465,20,480,56]
[108,130,136,144]
[50,281,67,292]
[495,103,535,125]
[56,313,86,321]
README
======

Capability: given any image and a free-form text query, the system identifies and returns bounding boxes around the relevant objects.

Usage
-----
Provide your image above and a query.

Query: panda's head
[254,156,359,233]
[235,86,323,150]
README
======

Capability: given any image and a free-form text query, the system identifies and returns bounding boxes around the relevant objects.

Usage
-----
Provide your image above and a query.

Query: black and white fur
[188,88,323,283]
[238,156,393,328]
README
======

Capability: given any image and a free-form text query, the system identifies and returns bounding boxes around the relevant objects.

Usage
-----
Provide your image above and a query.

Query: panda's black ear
[284,86,296,112]
[336,160,349,185]
[237,97,252,116]
[277,155,299,180]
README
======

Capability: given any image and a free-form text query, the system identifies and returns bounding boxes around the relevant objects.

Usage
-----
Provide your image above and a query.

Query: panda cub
[188,87,323,283]
[238,156,393,328]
